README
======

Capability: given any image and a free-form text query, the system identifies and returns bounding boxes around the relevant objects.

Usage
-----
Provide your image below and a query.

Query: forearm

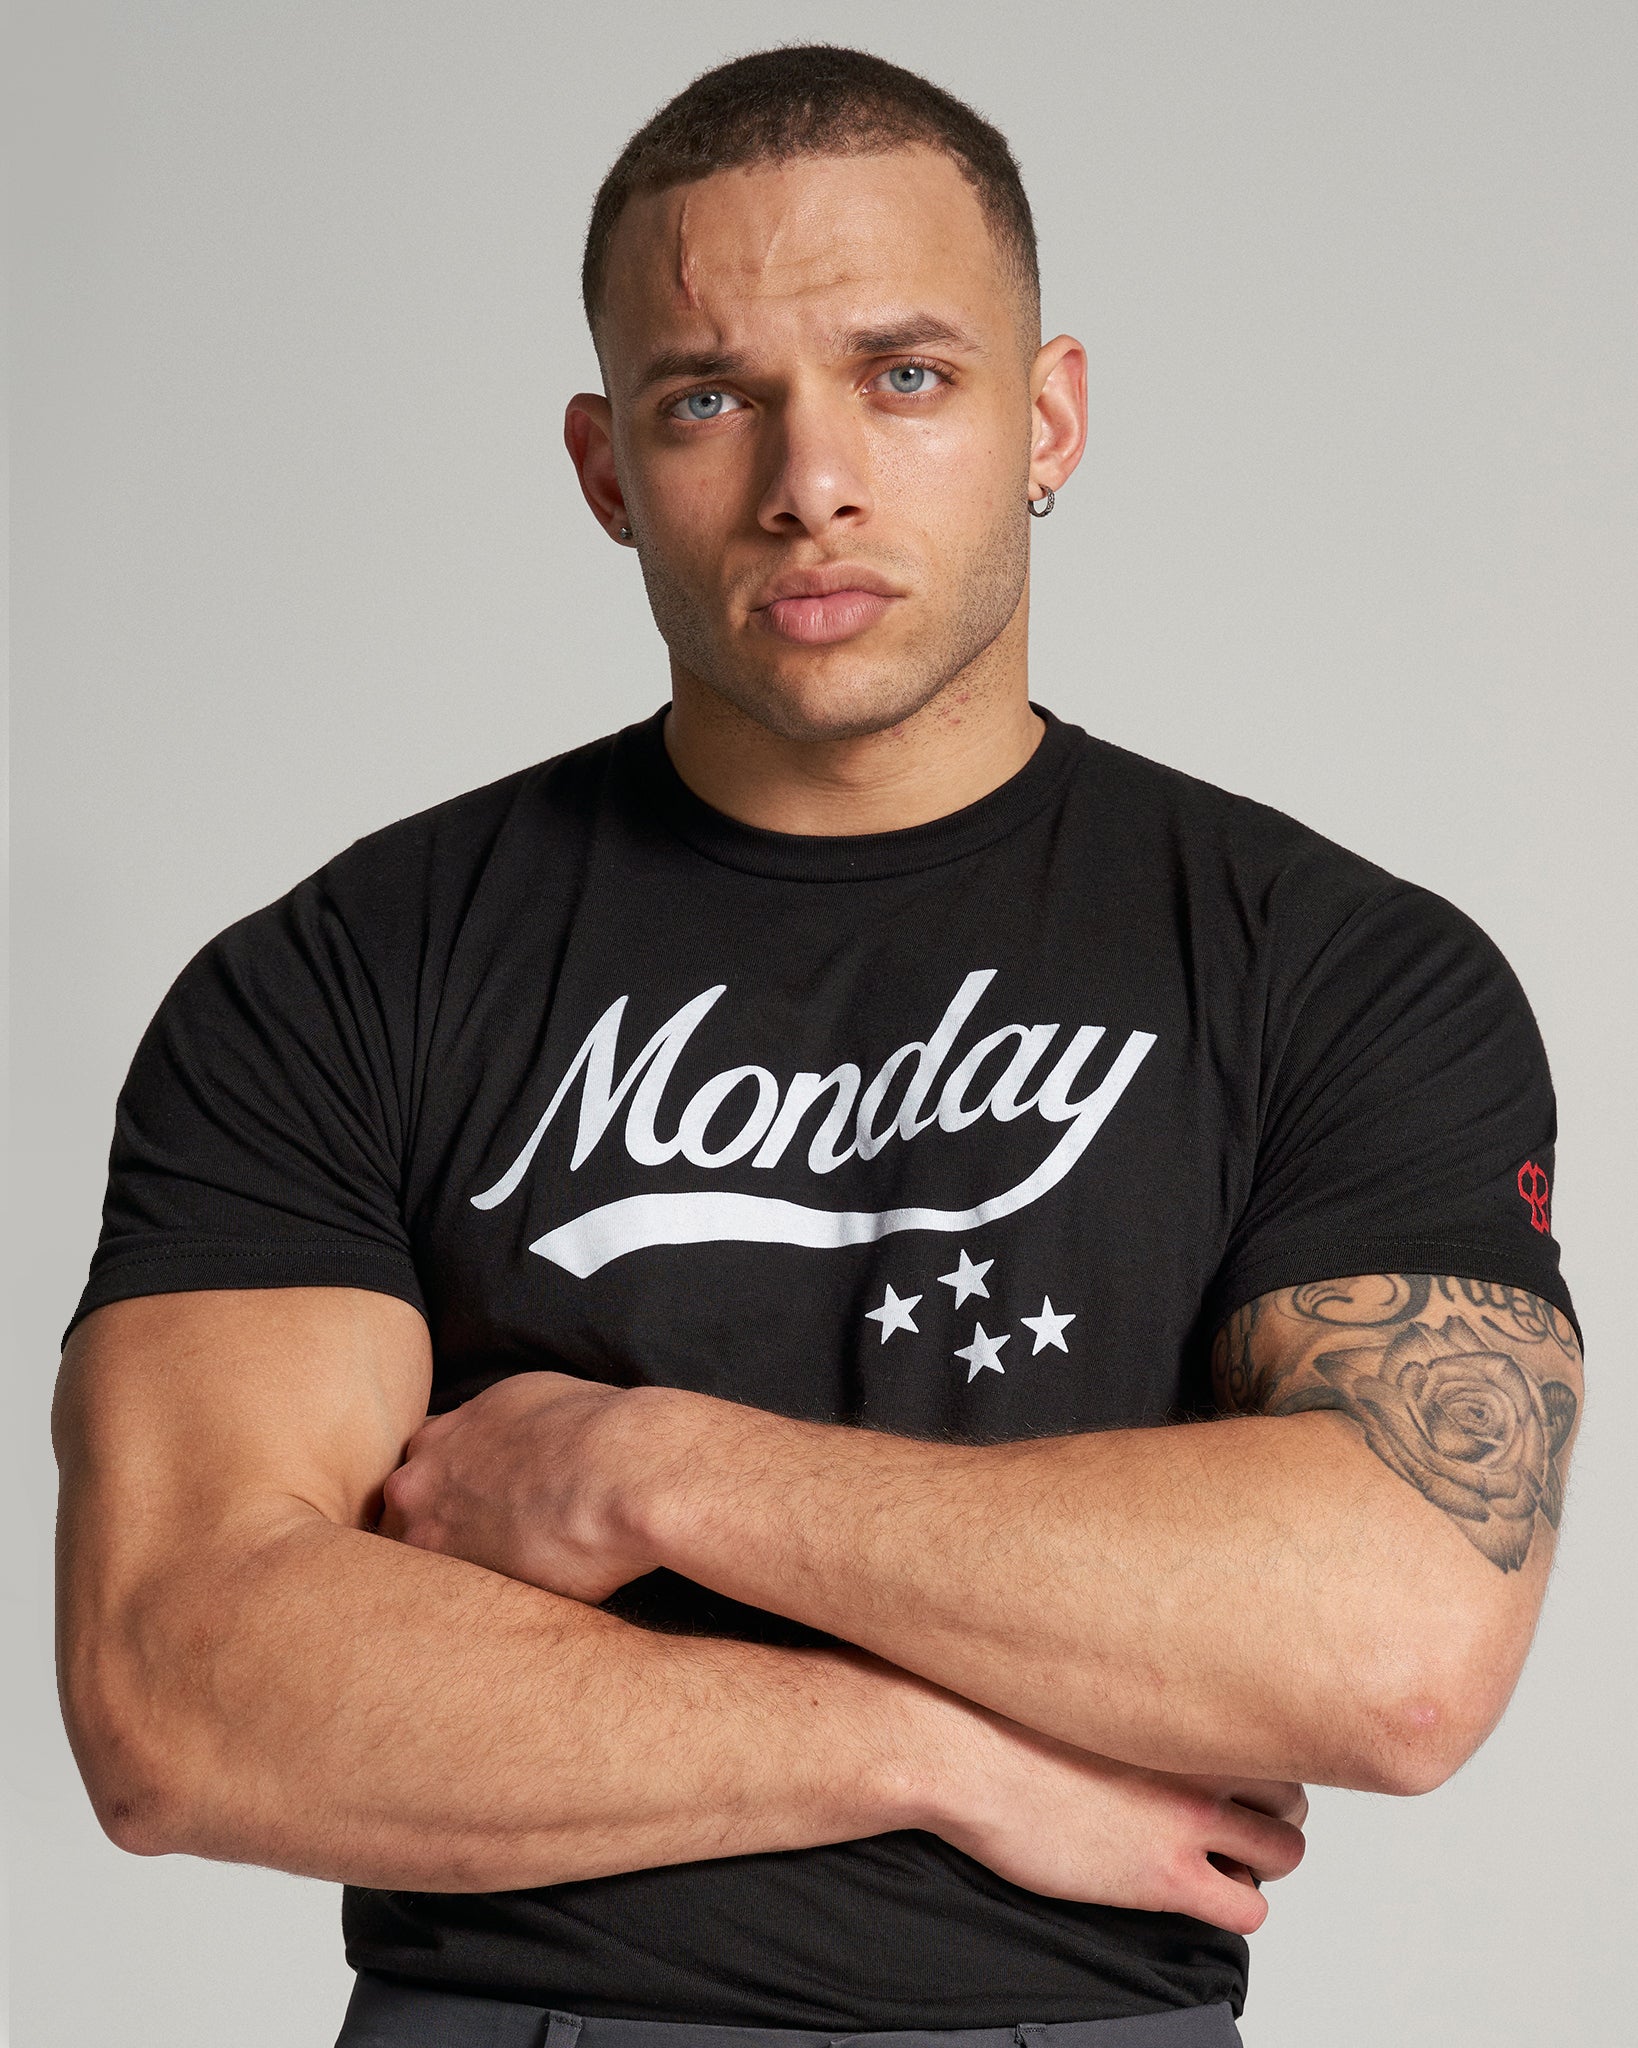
[65,1496,935,1890]
[631,1394,1530,1791]
[382,1278,1574,1798]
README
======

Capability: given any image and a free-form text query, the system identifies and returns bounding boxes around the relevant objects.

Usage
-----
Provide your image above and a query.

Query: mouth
[749,565,905,648]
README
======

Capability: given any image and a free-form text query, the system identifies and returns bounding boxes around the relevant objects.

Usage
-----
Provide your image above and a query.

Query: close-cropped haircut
[581,45,1040,344]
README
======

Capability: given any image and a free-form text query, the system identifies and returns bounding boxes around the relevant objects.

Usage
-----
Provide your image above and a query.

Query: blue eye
[882,363,944,394]
[670,389,742,421]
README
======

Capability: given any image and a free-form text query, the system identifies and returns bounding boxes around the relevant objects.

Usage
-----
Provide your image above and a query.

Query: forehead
[598,146,1017,381]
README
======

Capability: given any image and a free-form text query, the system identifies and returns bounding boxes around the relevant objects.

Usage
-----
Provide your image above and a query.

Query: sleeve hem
[1206,1235,1581,1350]
[63,1239,428,1349]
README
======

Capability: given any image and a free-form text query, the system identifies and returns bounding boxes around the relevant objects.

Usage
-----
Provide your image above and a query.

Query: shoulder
[1059,716,1386,890]
[131,723,652,1047]
[191,721,645,974]
[1052,716,1503,982]
[315,723,634,915]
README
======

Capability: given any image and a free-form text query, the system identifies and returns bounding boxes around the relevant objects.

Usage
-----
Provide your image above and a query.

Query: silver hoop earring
[1028,488,1056,519]
[618,524,633,541]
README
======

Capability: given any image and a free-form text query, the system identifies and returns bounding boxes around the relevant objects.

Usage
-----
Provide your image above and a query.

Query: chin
[738,680,942,745]
[715,647,958,745]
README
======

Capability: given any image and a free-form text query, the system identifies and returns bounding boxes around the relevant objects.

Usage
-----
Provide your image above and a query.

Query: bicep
[1212,1273,1582,1577]
[53,1289,430,1845]
[53,1287,433,1566]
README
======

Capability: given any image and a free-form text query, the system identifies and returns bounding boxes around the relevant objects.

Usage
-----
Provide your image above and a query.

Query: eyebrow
[634,346,749,393]
[843,316,984,358]
[631,316,985,394]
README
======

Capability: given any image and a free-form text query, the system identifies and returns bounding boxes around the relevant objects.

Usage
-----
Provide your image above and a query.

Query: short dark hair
[581,45,1039,342]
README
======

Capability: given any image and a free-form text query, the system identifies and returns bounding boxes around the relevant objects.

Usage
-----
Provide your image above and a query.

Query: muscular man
[53,46,1581,2048]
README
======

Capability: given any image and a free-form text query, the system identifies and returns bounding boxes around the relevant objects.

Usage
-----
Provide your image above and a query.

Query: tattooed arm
[1213,1276,1581,1576]
[382,1271,1582,1794]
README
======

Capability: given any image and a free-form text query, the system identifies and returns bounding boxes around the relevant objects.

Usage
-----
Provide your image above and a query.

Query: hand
[379,1371,670,1601]
[915,1680,1307,1934]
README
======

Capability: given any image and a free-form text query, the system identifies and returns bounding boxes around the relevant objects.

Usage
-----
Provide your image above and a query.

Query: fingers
[1188,1860,1271,1936]
[1213,1777,1309,1828]
[407,1406,460,1448]
[1153,1801,1293,1933]
[1202,1794,1306,1885]
[1178,1775,1307,1827]
[378,1457,437,1546]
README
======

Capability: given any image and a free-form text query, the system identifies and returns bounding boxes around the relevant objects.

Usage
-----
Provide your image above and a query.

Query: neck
[664,620,1043,838]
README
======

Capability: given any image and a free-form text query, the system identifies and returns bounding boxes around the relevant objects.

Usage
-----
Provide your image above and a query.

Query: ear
[564,392,635,544]
[1028,335,1089,499]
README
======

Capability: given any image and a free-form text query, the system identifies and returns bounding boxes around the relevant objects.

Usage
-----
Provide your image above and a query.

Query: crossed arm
[54,1270,1579,1932]
[382,1270,1581,1791]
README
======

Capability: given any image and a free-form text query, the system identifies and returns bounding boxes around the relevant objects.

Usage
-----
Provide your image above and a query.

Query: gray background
[10,2,1636,2041]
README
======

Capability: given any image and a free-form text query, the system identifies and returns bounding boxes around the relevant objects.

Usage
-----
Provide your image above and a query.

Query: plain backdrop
[9,3,1636,2043]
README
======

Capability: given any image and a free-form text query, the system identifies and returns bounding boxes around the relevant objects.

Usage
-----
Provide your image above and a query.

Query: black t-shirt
[71,707,1574,2027]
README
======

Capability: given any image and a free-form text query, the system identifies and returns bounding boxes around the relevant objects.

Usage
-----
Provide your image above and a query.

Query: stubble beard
[634,497,1032,745]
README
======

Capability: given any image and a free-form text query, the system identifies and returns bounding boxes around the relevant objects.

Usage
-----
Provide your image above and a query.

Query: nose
[755,385,873,538]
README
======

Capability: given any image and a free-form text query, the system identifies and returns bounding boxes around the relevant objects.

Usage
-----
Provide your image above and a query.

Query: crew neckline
[624,703,1080,883]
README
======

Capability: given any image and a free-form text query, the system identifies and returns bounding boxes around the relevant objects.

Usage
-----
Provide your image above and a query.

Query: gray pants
[334,1976,1243,2048]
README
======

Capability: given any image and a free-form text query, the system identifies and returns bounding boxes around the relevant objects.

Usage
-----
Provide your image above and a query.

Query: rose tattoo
[1280,1314,1577,1571]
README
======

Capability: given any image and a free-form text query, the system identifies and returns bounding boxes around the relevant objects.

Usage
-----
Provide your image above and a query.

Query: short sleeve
[66,873,426,1343]
[1206,882,1578,1343]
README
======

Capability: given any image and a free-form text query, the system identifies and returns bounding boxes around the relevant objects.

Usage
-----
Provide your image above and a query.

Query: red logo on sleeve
[1518,1160,1552,1234]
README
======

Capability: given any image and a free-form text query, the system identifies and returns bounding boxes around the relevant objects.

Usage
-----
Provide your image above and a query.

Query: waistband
[334,1977,1243,2048]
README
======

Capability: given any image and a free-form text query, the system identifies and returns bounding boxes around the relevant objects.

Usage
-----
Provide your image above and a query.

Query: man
[54,44,1581,2048]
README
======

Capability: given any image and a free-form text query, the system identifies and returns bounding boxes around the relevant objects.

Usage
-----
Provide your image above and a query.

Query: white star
[1020,1296,1076,1355]
[865,1283,922,1344]
[955,1321,1011,1383]
[938,1248,994,1308]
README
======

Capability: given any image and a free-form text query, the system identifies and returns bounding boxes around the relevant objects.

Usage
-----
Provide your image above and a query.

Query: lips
[750,564,904,647]
[762,590,896,644]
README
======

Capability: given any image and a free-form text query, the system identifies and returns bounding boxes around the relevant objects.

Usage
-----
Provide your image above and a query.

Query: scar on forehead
[670,176,798,311]
[674,187,702,311]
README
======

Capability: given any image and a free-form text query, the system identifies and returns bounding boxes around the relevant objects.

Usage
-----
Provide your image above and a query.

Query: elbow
[65,1703,195,1859]
[93,1782,182,1860]
[1348,1627,1524,1797]
[1352,1699,1474,1797]
[59,1629,209,1860]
